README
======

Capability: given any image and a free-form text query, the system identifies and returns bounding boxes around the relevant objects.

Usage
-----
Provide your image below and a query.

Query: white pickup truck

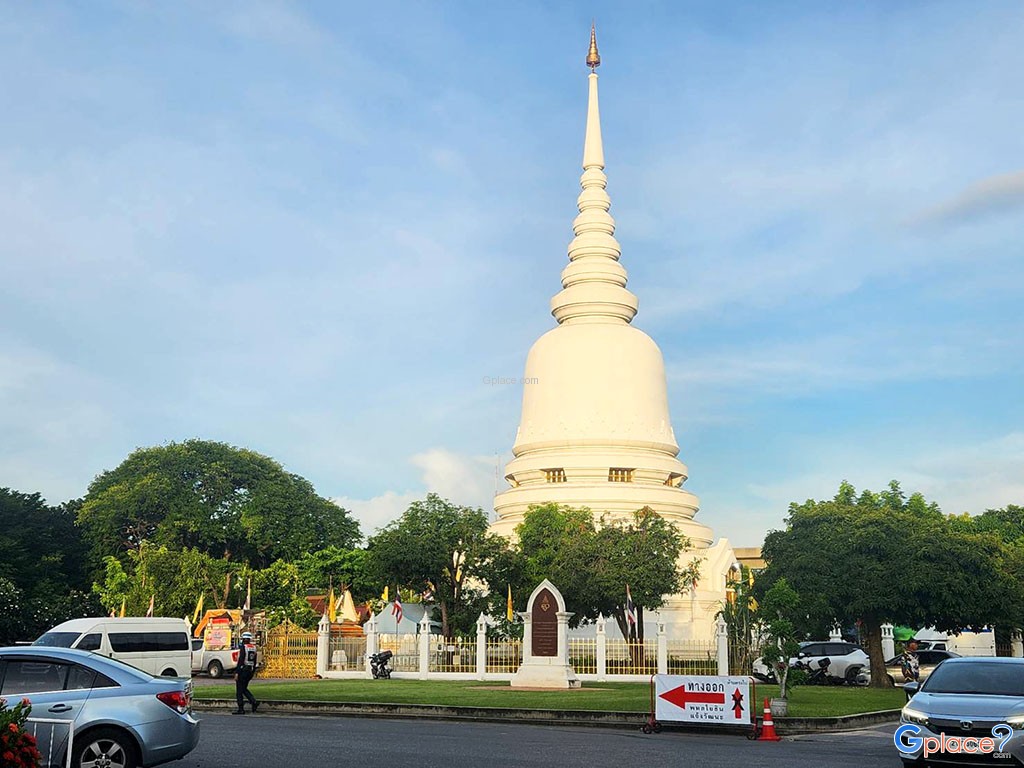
[191,637,239,678]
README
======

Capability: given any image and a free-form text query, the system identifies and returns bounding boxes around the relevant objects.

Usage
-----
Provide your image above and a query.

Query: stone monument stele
[510,580,580,689]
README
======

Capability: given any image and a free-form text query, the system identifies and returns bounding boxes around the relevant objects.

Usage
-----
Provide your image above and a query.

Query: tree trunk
[440,600,450,640]
[862,616,892,688]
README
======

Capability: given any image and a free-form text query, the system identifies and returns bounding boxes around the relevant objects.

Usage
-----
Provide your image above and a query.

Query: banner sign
[654,675,752,724]
[205,617,232,650]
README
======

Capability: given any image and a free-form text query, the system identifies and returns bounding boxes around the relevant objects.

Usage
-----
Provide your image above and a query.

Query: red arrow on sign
[659,686,725,709]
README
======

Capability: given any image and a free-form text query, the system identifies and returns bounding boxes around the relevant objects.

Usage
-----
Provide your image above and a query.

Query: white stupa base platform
[511,659,581,689]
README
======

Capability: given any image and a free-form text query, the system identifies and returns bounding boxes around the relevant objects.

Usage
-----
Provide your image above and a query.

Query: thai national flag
[391,594,403,626]
[625,584,637,628]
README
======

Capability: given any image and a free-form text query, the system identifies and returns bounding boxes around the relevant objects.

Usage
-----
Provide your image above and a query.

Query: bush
[0,697,42,768]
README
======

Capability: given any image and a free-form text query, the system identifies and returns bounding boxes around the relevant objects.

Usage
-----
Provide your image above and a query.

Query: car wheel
[845,666,863,685]
[887,674,896,686]
[160,668,177,677]
[208,659,224,678]
[72,727,137,768]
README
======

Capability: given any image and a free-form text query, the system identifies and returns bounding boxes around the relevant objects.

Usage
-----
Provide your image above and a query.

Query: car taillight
[156,690,191,714]
[232,650,239,663]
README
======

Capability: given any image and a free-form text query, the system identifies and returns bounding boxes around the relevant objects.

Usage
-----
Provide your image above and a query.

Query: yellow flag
[506,584,514,622]
[119,598,126,618]
[380,585,388,602]
[192,593,204,624]
[327,587,337,623]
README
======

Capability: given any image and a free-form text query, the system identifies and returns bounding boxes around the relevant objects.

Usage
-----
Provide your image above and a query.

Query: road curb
[193,698,899,734]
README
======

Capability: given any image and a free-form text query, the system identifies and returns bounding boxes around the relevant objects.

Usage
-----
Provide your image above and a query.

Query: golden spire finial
[586,22,601,71]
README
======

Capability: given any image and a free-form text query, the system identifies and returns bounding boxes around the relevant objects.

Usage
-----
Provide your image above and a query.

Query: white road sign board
[654,675,753,724]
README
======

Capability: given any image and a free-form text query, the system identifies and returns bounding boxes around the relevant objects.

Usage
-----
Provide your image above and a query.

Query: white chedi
[490,32,735,643]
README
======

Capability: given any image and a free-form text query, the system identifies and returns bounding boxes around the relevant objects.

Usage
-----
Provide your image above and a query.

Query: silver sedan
[898,657,1024,766]
[0,645,200,768]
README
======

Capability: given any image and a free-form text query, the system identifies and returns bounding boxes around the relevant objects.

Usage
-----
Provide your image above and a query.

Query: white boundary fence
[316,613,728,682]
[26,717,74,768]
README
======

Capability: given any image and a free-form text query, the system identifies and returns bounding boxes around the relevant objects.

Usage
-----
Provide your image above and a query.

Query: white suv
[754,640,870,684]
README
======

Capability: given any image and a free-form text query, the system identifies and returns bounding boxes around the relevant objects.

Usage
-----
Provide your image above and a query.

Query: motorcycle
[370,649,393,679]
[796,656,846,686]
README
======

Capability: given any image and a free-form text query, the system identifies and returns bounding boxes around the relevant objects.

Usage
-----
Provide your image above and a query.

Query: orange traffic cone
[759,697,781,741]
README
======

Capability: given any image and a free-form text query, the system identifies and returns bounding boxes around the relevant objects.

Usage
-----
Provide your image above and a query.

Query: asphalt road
[178,713,900,768]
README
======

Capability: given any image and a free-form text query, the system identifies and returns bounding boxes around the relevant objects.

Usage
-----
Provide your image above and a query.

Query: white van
[33,617,192,677]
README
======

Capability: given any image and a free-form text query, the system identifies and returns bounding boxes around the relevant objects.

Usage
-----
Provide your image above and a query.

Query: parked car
[752,640,870,684]
[0,645,200,768]
[33,617,192,678]
[898,657,1024,766]
[190,637,238,678]
[884,649,961,684]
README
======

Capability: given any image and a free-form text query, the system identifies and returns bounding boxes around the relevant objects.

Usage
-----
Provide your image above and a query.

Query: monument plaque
[532,588,558,657]
[510,579,580,688]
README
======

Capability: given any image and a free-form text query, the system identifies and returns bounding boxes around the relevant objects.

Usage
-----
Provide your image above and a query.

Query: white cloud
[332,491,419,539]
[411,448,497,512]
[914,170,1024,226]
[718,431,1024,546]
[666,327,1011,398]
[217,1,327,49]
[333,448,499,539]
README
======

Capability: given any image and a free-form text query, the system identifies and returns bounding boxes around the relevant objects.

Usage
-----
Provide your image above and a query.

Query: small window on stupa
[609,468,634,483]
[544,468,566,483]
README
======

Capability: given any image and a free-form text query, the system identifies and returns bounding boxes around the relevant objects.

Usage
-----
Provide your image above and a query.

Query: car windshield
[923,663,1024,696]
[32,632,81,648]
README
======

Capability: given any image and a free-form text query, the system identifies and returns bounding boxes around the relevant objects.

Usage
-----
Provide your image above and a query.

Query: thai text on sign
[653,675,752,724]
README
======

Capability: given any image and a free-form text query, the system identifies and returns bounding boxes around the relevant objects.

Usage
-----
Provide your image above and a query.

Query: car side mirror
[903,681,920,700]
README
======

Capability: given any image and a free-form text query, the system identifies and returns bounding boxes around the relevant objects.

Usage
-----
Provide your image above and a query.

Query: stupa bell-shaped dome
[491,29,710,548]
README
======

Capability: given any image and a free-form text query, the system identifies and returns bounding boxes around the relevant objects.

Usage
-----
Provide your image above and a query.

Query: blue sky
[2,1,1022,547]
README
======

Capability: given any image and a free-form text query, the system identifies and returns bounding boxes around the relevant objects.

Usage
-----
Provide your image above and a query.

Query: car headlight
[1006,715,1024,730]
[902,707,929,726]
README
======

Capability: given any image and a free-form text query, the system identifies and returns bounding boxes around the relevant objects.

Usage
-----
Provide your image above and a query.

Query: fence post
[365,614,378,677]
[316,613,330,677]
[596,615,607,682]
[881,624,895,661]
[1012,630,1024,658]
[476,613,488,680]
[657,614,667,675]
[716,616,729,676]
[419,612,431,679]
[829,624,843,642]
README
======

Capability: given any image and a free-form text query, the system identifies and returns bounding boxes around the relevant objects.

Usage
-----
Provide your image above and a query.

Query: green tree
[0,489,91,603]
[92,544,235,619]
[760,481,1016,688]
[515,504,697,641]
[365,494,512,638]
[295,547,370,602]
[78,440,360,569]
[756,578,804,699]
[717,566,759,676]
[0,578,27,645]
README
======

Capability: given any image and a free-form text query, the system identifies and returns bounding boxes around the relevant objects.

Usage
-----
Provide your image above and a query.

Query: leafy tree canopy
[515,504,697,640]
[0,488,90,600]
[759,480,1018,687]
[78,440,360,569]
[365,494,513,637]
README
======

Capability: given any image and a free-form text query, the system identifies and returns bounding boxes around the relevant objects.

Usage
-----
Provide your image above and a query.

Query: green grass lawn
[195,679,906,718]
